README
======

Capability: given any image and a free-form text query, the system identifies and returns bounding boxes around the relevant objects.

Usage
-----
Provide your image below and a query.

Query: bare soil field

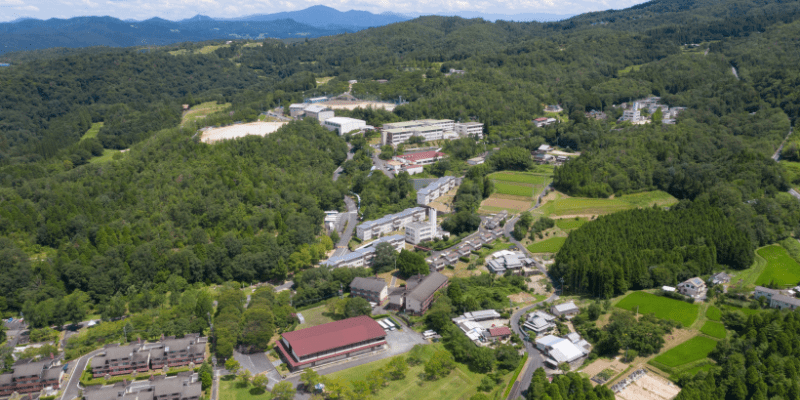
[480,195,532,213]
[581,357,627,381]
[318,100,396,111]
[200,122,288,143]
[616,374,681,400]
[508,292,536,303]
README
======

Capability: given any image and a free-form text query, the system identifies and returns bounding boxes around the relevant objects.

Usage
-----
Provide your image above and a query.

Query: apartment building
[417,176,460,205]
[355,207,426,241]
[321,235,405,268]
[0,359,62,396]
[91,335,206,378]
[83,373,201,400]
[454,122,484,139]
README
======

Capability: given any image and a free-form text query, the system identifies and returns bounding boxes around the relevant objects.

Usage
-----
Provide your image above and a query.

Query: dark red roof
[397,151,445,163]
[489,327,512,337]
[281,316,386,358]
[534,117,548,122]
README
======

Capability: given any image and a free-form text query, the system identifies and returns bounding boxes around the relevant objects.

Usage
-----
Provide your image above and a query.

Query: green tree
[365,369,386,393]
[344,297,373,318]
[225,358,241,375]
[371,242,397,274]
[252,375,268,392]
[271,381,296,400]
[424,350,456,380]
[300,368,321,391]
[240,307,275,352]
[239,369,251,386]
[386,356,408,380]
[396,250,429,278]
[198,362,213,391]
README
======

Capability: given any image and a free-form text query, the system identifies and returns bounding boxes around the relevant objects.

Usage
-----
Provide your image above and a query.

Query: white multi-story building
[289,104,306,118]
[381,119,454,146]
[405,209,438,245]
[417,176,460,205]
[323,117,368,135]
[303,105,334,122]
[321,235,405,268]
[355,207,427,241]
[454,122,484,139]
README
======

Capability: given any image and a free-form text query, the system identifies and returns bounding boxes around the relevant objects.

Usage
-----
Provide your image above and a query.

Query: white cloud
[0,0,24,5]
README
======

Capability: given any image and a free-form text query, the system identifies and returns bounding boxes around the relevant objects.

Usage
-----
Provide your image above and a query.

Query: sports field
[526,237,566,253]
[700,321,726,339]
[615,291,699,327]
[326,343,508,400]
[539,191,678,217]
[650,336,717,368]
[755,245,800,286]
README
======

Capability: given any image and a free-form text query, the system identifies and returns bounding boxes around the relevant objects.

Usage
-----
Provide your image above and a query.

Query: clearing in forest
[200,122,288,143]
[488,170,553,199]
[80,122,104,141]
[650,335,717,368]
[538,190,678,217]
[615,292,699,327]
[754,244,800,286]
[554,217,588,230]
[615,374,681,400]
[182,101,231,126]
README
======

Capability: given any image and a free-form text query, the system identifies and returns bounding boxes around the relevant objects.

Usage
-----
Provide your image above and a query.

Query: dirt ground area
[318,100,396,111]
[480,196,532,212]
[580,357,627,379]
[200,122,287,143]
[552,214,597,220]
[616,374,681,400]
[508,292,536,303]
[526,279,551,296]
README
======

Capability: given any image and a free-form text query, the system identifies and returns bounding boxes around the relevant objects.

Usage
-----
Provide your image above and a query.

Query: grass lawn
[492,181,533,197]
[89,149,122,164]
[80,122,104,141]
[755,244,800,286]
[539,191,677,216]
[554,218,588,230]
[476,241,515,258]
[296,304,335,329]
[650,336,717,368]
[218,375,267,400]
[700,321,726,339]
[729,250,767,288]
[615,291,699,327]
[181,101,231,126]
[617,64,644,75]
[526,237,566,253]
[706,305,721,321]
[326,343,507,400]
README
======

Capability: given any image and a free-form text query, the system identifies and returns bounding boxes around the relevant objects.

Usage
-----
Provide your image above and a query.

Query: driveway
[233,350,282,390]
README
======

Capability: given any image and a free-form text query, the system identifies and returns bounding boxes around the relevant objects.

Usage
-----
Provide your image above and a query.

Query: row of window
[297,338,385,361]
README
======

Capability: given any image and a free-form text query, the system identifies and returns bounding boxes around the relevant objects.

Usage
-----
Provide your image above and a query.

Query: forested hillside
[0,0,799,341]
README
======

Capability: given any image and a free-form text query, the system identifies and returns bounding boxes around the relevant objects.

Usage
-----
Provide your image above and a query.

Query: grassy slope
[554,218,588,230]
[89,149,122,164]
[80,122,104,141]
[755,244,800,286]
[650,336,717,368]
[326,343,508,400]
[614,292,699,327]
[539,190,677,216]
[526,237,566,253]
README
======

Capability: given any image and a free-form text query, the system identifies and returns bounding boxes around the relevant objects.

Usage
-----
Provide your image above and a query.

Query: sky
[0,0,649,22]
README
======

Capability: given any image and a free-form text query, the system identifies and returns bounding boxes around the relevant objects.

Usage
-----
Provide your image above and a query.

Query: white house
[677,277,707,299]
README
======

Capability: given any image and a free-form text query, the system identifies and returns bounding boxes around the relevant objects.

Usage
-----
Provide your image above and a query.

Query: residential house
[544,105,563,113]
[83,373,201,400]
[551,301,580,318]
[770,294,800,310]
[677,277,707,299]
[405,272,449,315]
[535,335,588,369]
[708,272,731,286]
[485,327,512,342]
[522,311,556,335]
[350,277,389,304]
[0,359,62,396]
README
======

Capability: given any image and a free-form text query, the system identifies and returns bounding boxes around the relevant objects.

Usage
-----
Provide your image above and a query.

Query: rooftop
[325,117,365,124]
[418,176,456,195]
[772,293,800,306]
[552,301,579,313]
[350,277,387,293]
[407,272,448,303]
[489,327,512,337]
[357,207,426,230]
[396,151,446,163]
[281,316,386,358]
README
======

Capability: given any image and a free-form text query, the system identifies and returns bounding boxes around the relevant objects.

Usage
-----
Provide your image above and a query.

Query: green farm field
[700,321,726,339]
[755,245,800,286]
[540,191,677,216]
[326,343,508,400]
[615,291,699,327]
[650,336,717,368]
[706,305,721,321]
[554,217,588,230]
[526,237,566,253]
[493,181,533,197]
[488,171,551,185]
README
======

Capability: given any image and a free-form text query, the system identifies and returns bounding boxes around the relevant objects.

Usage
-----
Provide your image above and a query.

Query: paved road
[773,127,793,161]
[731,65,740,80]
[273,281,294,292]
[60,349,104,400]
[233,350,282,389]
[506,294,559,400]
[331,196,359,258]
[790,189,800,201]
[371,152,395,178]
[332,144,354,182]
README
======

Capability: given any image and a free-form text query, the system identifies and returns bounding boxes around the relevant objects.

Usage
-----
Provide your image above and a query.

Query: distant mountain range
[0,6,576,55]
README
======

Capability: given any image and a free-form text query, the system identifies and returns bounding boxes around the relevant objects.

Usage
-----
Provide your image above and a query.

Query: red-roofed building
[275,316,387,371]
[487,327,512,341]
[393,151,446,165]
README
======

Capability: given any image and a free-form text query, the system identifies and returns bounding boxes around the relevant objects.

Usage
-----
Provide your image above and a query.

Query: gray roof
[408,272,448,303]
[0,373,12,385]
[358,207,426,230]
[772,293,800,307]
[153,377,196,397]
[755,286,780,295]
[322,235,404,267]
[418,176,455,196]
[487,260,505,274]
[464,310,501,320]
[12,360,49,377]
[685,277,705,287]
[552,302,579,313]
[350,277,387,293]
[411,179,438,191]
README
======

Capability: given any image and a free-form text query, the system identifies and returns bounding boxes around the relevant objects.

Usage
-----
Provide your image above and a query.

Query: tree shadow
[249,387,266,395]
[235,382,249,389]
[221,375,236,382]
